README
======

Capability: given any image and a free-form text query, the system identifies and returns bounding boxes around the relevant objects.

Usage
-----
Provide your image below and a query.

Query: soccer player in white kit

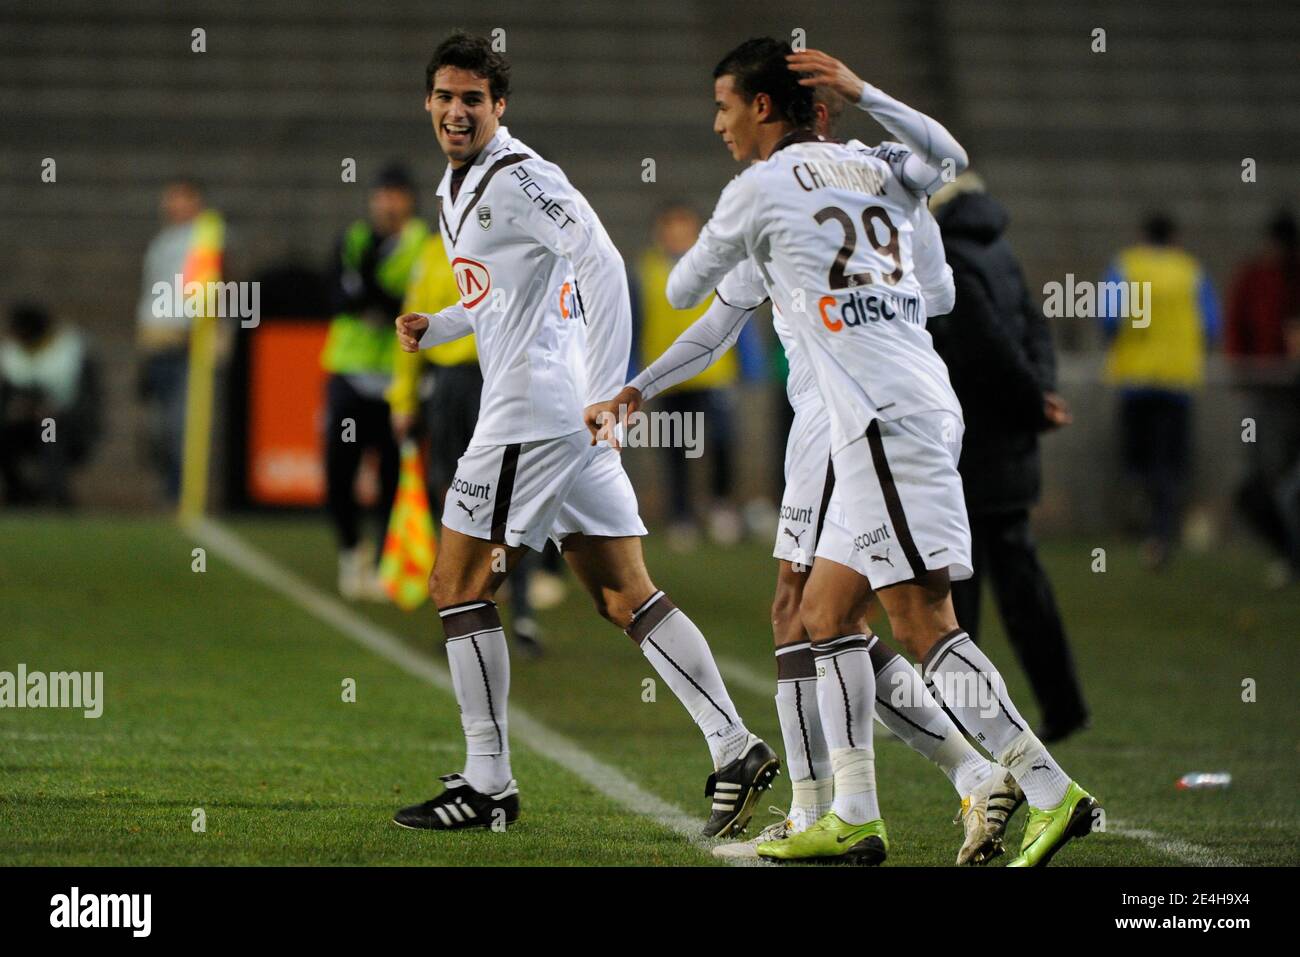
[391,33,778,837]
[590,81,1022,864]
[661,38,1099,865]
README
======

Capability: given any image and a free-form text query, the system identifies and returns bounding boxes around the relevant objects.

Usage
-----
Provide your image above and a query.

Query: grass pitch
[2,513,1296,866]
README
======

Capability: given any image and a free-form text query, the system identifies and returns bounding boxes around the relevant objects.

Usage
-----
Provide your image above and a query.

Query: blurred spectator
[387,230,550,655]
[134,178,225,502]
[929,175,1090,743]
[1,303,102,506]
[629,202,762,550]
[1226,209,1299,358]
[320,163,428,601]
[1227,208,1300,586]
[1099,212,1220,568]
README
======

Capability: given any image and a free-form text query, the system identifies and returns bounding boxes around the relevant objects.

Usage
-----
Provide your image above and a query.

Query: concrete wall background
[2,0,1295,540]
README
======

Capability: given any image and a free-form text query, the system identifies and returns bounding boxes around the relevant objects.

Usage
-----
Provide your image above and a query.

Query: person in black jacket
[928,174,1090,743]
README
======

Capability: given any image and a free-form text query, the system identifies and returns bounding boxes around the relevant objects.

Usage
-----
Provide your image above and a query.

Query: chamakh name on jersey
[671,134,960,453]
[425,125,630,446]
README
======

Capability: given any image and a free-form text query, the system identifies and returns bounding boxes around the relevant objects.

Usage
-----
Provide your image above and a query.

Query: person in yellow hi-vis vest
[388,233,547,655]
[631,203,761,550]
[135,178,225,503]
[321,164,428,600]
[1100,212,1220,568]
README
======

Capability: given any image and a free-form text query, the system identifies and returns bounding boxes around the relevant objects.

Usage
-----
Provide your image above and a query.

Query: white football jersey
[715,260,817,405]
[422,125,631,446]
[670,133,961,453]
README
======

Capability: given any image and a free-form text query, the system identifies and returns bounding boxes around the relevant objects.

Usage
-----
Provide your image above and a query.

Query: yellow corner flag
[379,441,438,610]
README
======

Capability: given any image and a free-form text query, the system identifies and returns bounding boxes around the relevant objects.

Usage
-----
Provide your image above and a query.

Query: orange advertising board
[247,321,329,505]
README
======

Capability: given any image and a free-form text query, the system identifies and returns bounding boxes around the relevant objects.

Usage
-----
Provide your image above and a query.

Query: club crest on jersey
[452,257,492,309]
[477,205,492,230]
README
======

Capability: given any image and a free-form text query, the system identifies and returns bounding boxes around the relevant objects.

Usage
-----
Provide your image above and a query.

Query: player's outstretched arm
[788,49,968,193]
[588,263,762,447]
[666,178,755,309]
[631,292,757,403]
[394,305,472,353]
[582,297,755,447]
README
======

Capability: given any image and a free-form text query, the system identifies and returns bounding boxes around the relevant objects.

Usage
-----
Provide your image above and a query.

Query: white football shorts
[773,395,834,568]
[814,410,973,590]
[440,429,647,552]
[774,393,873,577]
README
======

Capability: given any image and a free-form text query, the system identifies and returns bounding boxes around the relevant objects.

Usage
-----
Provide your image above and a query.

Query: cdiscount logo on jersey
[557,281,582,320]
[452,257,492,308]
[817,289,923,332]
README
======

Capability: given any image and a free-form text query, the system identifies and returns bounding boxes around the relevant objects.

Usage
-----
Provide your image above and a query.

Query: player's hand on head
[395,313,428,353]
[786,49,865,103]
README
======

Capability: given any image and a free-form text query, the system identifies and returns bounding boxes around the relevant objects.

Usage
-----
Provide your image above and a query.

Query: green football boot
[757,811,888,864]
[1006,781,1099,867]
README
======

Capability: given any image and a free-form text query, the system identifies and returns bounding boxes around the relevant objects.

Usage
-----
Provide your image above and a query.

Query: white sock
[629,591,747,768]
[935,729,996,798]
[923,630,1068,807]
[441,601,512,794]
[790,778,833,832]
[813,634,879,825]
[774,642,831,782]
[998,730,1072,810]
[830,748,879,825]
[871,649,990,797]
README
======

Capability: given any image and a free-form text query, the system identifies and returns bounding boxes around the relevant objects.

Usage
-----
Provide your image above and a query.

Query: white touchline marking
[713,655,771,698]
[1108,819,1244,867]
[716,659,1243,866]
[189,519,749,862]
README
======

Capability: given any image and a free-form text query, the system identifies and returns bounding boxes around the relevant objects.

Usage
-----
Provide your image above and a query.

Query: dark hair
[372,161,416,194]
[713,37,815,128]
[10,301,51,344]
[813,85,846,135]
[426,32,511,101]
[1142,212,1176,246]
[1268,208,1297,249]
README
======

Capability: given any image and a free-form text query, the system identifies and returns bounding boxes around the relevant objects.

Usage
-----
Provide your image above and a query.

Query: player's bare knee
[589,594,619,627]
[429,568,490,609]
[771,584,803,644]
[888,626,929,661]
[603,589,652,631]
[798,599,836,643]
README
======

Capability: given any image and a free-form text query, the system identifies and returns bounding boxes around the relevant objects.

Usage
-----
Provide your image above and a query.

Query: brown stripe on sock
[626,592,677,644]
[440,601,502,640]
[868,634,902,674]
[775,642,816,680]
[812,635,872,657]
[921,628,968,679]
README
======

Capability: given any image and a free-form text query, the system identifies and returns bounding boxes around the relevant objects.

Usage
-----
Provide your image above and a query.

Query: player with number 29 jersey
[668,132,961,456]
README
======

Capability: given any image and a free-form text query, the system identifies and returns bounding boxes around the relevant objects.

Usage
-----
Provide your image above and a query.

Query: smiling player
[390,33,778,838]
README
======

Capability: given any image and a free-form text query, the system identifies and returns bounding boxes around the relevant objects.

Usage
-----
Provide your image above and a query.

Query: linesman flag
[379,441,437,610]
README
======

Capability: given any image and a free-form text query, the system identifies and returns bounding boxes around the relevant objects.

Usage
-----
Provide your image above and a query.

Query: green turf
[2,513,1297,866]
